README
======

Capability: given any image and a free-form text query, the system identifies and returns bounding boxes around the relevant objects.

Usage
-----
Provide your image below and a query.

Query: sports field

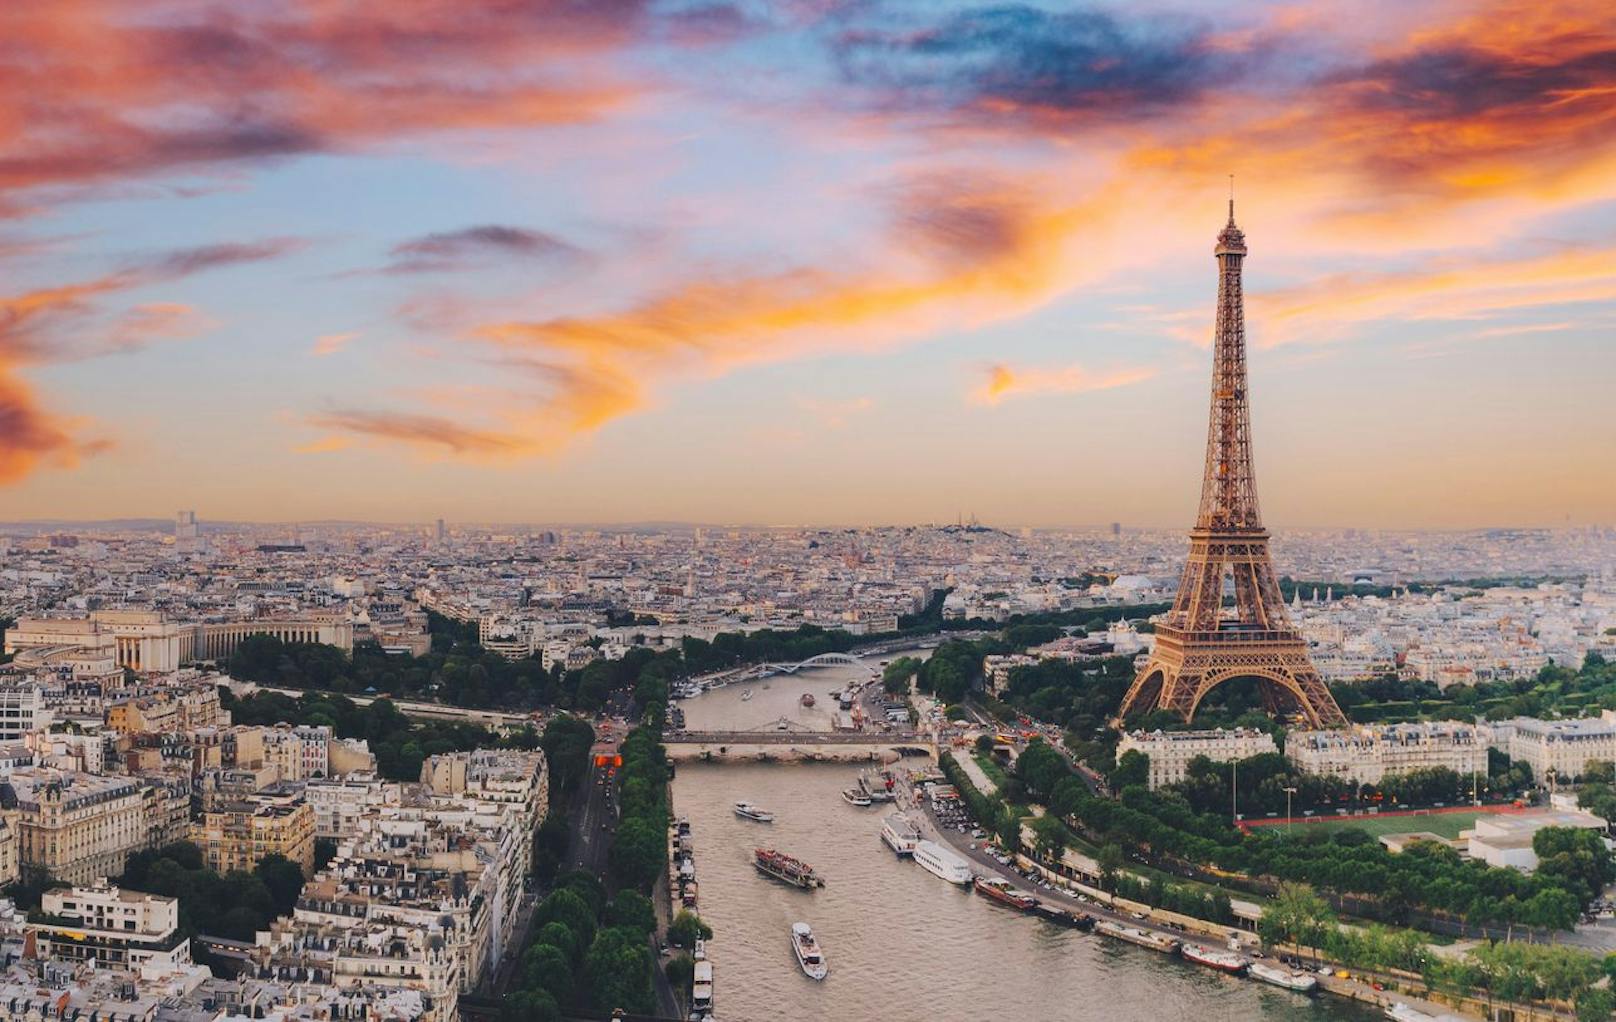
[1245,806,1534,841]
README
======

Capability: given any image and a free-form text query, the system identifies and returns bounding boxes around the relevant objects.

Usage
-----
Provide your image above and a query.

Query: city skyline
[3,0,1614,528]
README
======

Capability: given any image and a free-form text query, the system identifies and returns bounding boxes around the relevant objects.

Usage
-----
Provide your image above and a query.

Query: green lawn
[972,751,1011,790]
[1254,808,1499,841]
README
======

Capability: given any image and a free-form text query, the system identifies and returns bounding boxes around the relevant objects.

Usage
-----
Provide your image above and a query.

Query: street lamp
[1283,785,1298,835]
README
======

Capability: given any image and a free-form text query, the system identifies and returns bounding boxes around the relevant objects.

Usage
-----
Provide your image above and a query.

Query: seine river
[670,659,1380,1022]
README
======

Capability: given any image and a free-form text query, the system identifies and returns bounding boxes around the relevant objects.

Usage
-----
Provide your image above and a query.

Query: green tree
[1098,843,1125,891]
[583,926,655,1014]
[1112,749,1150,790]
[535,889,597,950]
[609,816,668,891]
[522,943,574,1004]
[606,891,658,936]
[253,854,305,916]
[1030,815,1069,863]
[668,909,713,948]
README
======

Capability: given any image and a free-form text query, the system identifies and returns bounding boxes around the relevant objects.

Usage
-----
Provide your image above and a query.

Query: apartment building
[33,881,191,970]
[2,769,145,884]
[191,790,315,874]
[1287,721,1487,785]
[1117,727,1279,789]
[1489,711,1616,782]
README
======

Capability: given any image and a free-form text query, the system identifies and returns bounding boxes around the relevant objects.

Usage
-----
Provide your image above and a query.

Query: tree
[535,889,596,950]
[606,891,657,936]
[1112,749,1150,790]
[1030,815,1069,863]
[1098,843,1125,891]
[501,989,560,1022]
[610,816,668,891]
[583,926,655,1014]
[522,943,574,1003]
[536,922,579,963]
[665,953,696,995]
[254,854,305,916]
[668,909,712,948]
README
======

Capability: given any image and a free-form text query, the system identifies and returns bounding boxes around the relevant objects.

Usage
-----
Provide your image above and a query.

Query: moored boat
[791,922,827,980]
[734,801,775,823]
[880,812,920,856]
[755,848,825,889]
[841,788,872,807]
[912,839,972,885]
[973,876,1037,911]
[1094,919,1181,954]
[1249,961,1319,993]
[1032,902,1094,929]
[1181,943,1250,975]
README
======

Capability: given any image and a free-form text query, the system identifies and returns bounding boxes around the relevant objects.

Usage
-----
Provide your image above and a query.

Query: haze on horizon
[2,1,1613,530]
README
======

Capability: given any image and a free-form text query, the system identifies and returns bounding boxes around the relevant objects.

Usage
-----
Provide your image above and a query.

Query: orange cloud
[312,175,1126,456]
[1249,245,1616,345]
[0,2,638,208]
[304,410,538,458]
[971,363,1159,405]
[312,332,359,357]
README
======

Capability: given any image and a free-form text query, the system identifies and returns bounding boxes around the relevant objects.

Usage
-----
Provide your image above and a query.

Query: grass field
[1252,808,1506,841]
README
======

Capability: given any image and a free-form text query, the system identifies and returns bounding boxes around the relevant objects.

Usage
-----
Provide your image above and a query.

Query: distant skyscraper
[1118,202,1346,729]
[174,510,202,554]
[1111,522,1122,538]
[435,518,446,543]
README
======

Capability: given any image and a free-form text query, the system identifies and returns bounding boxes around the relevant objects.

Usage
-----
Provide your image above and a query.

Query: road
[568,759,619,877]
[251,682,533,729]
[663,729,925,745]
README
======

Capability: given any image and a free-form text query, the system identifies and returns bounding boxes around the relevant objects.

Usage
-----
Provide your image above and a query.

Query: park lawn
[1255,808,1496,842]
[973,751,1012,790]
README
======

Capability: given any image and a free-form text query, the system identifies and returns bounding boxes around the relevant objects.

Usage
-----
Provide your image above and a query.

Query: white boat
[1383,1006,1465,1022]
[791,922,828,980]
[912,839,972,885]
[1181,943,1250,974]
[881,812,920,856]
[1249,961,1318,993]
[692,960,714,1015]
[841,788,872,807]
[741,689,754,701]
[734,802,775,823]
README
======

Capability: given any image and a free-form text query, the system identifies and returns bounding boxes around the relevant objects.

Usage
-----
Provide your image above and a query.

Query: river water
[670,660,1380,1022]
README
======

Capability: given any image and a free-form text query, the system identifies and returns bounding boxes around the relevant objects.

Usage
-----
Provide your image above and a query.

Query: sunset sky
[2,0,1613,528]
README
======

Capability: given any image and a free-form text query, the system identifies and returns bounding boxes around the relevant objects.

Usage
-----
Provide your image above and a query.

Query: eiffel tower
[1117,200,1346,728]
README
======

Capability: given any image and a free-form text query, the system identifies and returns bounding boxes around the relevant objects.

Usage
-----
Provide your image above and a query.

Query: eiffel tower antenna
[1117,198,1346,729]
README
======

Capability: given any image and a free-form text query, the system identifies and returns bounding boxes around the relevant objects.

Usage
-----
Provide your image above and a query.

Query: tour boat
[1094,919,1181,954]
[734,802,775,823]
[841,788,873,807]
[755,848,825,889]
[741,689,754,701]
[800,693,816,707]
[1249,961,1319,993]
[972,876,1037,911]
[912,840,972,885]
[791,922,828,980]
[1181,943,1250,975]
[880,812,920,856]
[691,960,714,1016]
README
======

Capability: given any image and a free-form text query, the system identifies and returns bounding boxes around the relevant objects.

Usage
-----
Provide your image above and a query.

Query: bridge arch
[763,651,863,673]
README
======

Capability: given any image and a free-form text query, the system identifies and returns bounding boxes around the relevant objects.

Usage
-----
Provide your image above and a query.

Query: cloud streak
[381,225,581,275]
[970,362,1158,405]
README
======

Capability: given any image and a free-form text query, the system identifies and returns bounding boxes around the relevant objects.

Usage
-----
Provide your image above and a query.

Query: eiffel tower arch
[1117,201,1346,729]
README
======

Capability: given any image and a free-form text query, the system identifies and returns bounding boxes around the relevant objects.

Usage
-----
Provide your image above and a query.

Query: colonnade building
[4,609,354,672]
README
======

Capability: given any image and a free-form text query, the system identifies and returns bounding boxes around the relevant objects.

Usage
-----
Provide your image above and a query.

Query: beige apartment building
[2,769,145,884]
[192,792,315,874]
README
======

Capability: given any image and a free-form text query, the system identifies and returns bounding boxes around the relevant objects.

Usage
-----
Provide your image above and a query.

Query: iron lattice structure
[1117,203,1347,728]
